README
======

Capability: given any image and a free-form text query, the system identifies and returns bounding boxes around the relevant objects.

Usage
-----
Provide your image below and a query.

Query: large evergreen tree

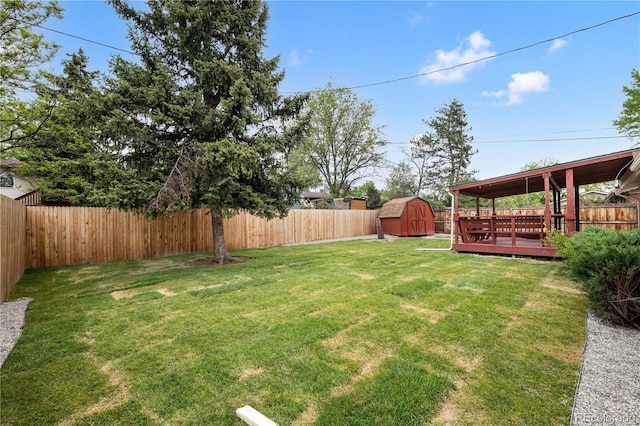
[16,49,100,203]
[106,0,308,263]
[0,0,62,149]
[15,49,143,206]
[411,99,476,201]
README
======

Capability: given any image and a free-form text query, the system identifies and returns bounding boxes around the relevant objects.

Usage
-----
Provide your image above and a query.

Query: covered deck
[450,148,640,258]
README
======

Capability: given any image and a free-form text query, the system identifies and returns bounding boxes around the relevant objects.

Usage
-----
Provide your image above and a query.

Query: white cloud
[481,90,506,99]
[418,30,496,84]
[409,14,423,27]
[548,38,568,53]
[507,71,550,104]
[482,71,550,105]
[287,48,313,67]
[408,4,431,28]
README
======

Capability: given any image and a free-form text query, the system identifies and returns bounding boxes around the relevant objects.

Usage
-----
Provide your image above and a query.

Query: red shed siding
[379,197,435,236]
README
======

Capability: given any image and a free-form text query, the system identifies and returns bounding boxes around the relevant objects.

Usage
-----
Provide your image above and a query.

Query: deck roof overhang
[450,148,640,199]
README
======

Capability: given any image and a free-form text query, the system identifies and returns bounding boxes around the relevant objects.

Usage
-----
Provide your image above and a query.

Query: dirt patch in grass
[157,288,177,297]
[432,354,483,425]
[110,289,143,300]
[501,315,520,336]
[58,360,131,426]
[185,256,253,266]
[353,272,376,280]
[131,259,186,274]
[542,283,583,294]
[321,313,378,352]
[426,345,482,375]
[401,304,448,324]
[77,266,101,273]
[443,283,485,294]
[239,367,265,381]
[330,351,392,397]
[398,275,421,282]
[291,401,319,426]
[524,299,553,309]
[540,274,583,295]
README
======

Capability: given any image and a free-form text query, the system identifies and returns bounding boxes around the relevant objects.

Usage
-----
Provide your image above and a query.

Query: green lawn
[1,237,585,425]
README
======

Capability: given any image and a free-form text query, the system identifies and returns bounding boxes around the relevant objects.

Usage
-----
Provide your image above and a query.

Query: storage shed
[379,196,435,237]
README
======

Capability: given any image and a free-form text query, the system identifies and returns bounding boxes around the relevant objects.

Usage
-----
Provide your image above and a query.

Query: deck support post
[453,190,460,243]
[543,173,552,231]
[552,188,561,230]
[575,184,581,232]
[565,168,576,235]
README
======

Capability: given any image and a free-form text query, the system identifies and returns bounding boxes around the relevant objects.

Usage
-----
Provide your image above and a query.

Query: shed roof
[450,148,640,199]
[379,196,424,218]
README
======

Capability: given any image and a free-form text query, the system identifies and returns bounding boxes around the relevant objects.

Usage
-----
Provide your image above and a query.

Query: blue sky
[43,1,640,187]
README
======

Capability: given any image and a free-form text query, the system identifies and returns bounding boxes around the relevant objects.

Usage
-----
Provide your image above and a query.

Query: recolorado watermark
[572,413,639,425]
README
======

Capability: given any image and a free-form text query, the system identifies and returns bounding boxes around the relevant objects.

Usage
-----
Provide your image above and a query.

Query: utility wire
[473,127,616,140]
[284,10,640,94]
[28,11,640,93]
[31,23,136,56]
[473,135,631,144]
[384,135,631,145]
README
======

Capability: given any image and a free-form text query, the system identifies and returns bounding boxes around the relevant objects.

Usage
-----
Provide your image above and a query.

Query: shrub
[561,227,640,329]
[544,228,573,256]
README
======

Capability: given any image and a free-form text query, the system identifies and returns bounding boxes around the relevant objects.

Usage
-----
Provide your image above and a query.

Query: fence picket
[20,208,379,269]
[4,202,637,299]
[434,204,639,233]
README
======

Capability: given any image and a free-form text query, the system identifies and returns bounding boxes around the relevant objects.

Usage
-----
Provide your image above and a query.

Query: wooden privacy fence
[1,195,26,301]
[25,207,380,269]
[434,203,639,233]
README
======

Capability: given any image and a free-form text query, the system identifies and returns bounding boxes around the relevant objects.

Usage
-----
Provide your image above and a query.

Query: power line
[35,13,640,92]
[32,23,136,56]
[29,10,640,93]
[384,135,632,145]
[473,127,617,140]
[284,11,640,94]
[472,135,630,144]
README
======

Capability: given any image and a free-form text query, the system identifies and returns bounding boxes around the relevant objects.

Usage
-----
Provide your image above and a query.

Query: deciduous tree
[495,158,558,207]
[613,69,640,143]
[300,81,386,197]
[385,162,417,200]
[348,180,382,209]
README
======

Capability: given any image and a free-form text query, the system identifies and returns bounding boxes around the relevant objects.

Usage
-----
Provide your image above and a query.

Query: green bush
[561,227,640,329]
[544,228,573,257]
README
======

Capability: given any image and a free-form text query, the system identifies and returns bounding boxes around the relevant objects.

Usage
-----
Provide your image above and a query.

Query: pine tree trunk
[211,213,234,264]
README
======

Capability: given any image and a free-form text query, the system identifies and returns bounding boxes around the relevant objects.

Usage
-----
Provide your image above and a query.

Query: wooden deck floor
[452,236,559,258]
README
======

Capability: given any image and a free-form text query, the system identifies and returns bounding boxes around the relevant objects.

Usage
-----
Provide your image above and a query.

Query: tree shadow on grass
[184,256,253,267]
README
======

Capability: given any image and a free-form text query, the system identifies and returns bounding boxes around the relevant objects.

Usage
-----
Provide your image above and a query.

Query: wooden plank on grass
[236,405,278,426]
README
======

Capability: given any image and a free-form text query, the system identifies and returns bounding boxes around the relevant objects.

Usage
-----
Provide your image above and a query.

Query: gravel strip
[571,313,640,425]
[0,297,32,368]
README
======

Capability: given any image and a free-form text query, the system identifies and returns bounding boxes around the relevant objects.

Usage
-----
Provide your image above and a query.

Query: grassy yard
[1,237,585,425]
